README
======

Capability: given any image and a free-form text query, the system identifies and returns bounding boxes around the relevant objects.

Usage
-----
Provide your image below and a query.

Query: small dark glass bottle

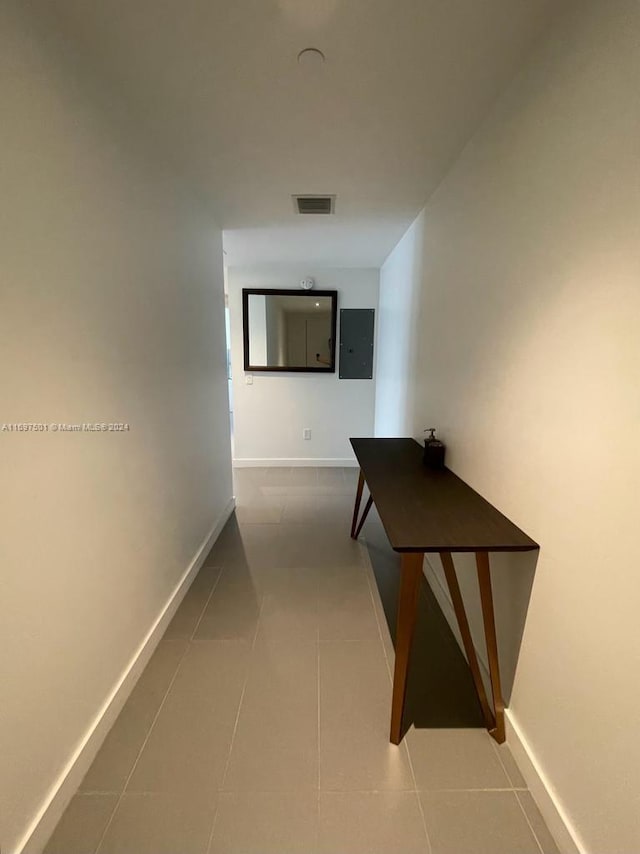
[423,428,446,469]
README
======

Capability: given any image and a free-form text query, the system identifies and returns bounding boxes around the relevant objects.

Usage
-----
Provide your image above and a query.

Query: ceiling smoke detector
[293,195,336,215]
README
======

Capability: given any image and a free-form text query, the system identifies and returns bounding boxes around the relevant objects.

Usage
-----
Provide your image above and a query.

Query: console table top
[350,438,538,553]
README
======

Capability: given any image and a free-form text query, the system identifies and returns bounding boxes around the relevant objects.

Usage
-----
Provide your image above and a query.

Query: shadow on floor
[363,507,487,732]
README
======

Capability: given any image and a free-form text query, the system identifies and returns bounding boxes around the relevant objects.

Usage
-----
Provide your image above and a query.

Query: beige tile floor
[45,466,559,854]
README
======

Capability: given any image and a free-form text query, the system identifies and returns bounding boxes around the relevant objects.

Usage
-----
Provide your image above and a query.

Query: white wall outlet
[245,374,253,385]
[303,428,311,440]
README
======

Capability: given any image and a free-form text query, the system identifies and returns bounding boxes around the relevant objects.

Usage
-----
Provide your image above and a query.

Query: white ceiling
[46,0,563,267]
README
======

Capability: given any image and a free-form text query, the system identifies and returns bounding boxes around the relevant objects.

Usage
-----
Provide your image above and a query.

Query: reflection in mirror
[243,291,336,371]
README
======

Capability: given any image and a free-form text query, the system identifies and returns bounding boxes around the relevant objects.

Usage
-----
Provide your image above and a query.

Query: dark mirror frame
[242,288,338,373]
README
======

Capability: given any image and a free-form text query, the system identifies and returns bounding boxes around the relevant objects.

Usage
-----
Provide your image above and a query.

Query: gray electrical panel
[339,309,375,379]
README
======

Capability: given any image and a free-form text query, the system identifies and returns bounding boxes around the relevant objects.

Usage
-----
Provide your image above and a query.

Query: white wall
[375,1,640,852]
[0,6,232,853]
[375,213,425,436]
[228,267,379,465]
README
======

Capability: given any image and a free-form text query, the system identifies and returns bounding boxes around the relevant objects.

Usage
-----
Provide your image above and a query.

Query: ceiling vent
[293,195,335,215]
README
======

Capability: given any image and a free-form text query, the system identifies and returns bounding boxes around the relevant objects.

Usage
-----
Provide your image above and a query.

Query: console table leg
[354,495,374,539]
[476,551,506,744]
[350,469,365,538]
[390,552,423,744]
[440,552,495,732]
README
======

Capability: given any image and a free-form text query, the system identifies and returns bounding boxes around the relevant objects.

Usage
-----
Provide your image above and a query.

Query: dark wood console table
[350,438,538,745]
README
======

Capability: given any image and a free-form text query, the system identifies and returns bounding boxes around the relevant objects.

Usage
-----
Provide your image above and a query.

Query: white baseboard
[423,556,583,854]
[17,497,236,854]
[232,457,358,468]
[506,711,585,854]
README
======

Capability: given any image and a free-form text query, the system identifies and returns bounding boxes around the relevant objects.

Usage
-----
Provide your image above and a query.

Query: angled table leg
[476,551,506,744]
[440,552,495,732]
[350,469,365,538]
[354,494,374,539]
[390,551,424,744]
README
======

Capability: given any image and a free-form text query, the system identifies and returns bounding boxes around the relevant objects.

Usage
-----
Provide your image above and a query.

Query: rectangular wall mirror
[242,288,338,372]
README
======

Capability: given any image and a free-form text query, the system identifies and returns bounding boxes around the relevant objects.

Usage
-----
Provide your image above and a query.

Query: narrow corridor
[45,467,557,854]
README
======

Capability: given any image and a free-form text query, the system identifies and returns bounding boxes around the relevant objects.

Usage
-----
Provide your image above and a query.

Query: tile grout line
[359,535,433,854]
[406,751,434,854]
[359,537,394,683]
[320,469,368,850]
[197,561,253,854]
[317,579,321,792]
[92,638,192,854]
[217,596,264,793]
[203,796,222,854]
[190,565,225,641]
[489,737,510,777]
[401,786,529,793]
[363,546,440,854]
[514,790,548,854]
[401,728,434,854]
[80,784,529,796]
[318,637,387,643]
[206,596,265,853]
[76,789,121,796]
[316,579,321,854]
